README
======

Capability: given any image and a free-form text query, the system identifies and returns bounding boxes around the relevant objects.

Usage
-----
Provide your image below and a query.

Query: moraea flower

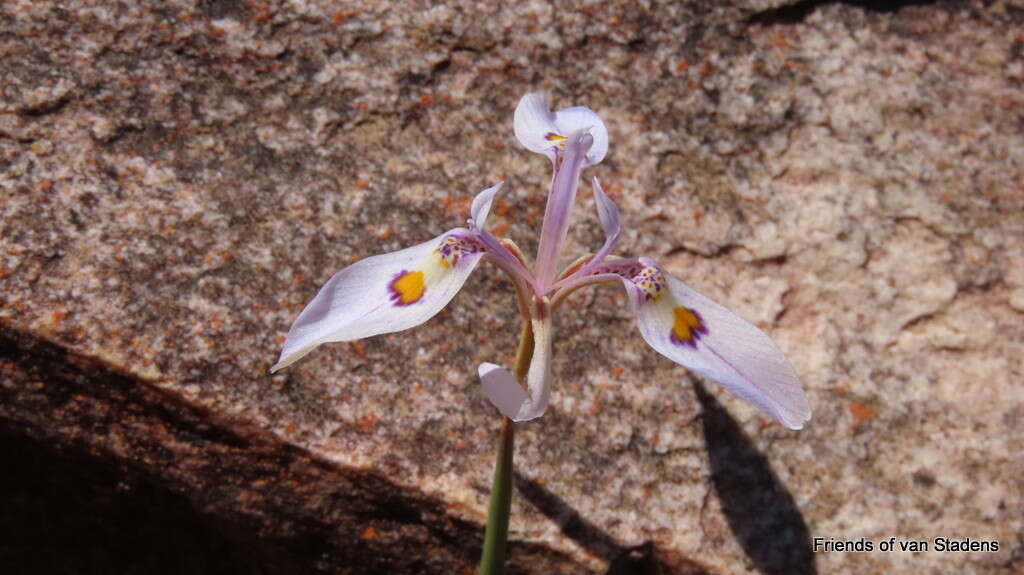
[273,93,810,430]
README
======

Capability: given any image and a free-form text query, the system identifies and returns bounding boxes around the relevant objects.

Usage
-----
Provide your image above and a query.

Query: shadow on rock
[0,327,582,575]
[514,472,712,574]
[694,381,816,575]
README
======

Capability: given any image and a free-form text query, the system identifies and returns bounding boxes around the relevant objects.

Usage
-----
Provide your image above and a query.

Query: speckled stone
[1,1,1022,573]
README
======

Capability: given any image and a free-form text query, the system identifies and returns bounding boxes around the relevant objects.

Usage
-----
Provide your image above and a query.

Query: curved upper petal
[601,258,810,429]
[272,228,486,372]
[513,93,560,156]
[513,93,608,165]
[553,106,608,165]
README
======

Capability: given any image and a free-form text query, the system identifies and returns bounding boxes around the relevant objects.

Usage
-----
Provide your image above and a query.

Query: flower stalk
[479,319,533,575]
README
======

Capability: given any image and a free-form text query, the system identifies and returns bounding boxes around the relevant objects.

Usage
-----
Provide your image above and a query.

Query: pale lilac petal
[469,181,503,230]
[479,363,528,419]
[465,181,536,288]
[513,93,559,157]
[533,131,593,292]
[591,177,620,239]
[271,228,486,372]
[553,106,608,165]
[560,177,621,284]
[605,258,811,429]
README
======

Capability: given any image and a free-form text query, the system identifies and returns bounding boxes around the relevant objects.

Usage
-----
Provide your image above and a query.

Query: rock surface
[2,0,1022,573]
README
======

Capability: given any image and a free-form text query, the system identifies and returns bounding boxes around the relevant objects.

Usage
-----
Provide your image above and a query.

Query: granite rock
[1,0,1022,573]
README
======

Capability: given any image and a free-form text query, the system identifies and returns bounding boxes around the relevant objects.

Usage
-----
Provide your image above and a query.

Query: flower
[273,93,811,430]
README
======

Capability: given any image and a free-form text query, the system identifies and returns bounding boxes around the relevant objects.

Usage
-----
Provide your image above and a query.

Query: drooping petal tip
[479,362,528,419]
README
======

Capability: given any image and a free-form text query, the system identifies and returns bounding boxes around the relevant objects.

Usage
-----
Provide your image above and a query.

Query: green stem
[478,416,515,575]
[479,319,534,575]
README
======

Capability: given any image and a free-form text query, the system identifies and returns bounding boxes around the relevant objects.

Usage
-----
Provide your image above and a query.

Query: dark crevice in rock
[748,0,955,26]
[0,327,584,574]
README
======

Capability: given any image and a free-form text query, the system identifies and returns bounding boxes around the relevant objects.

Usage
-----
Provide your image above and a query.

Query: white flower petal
[515,299,553,421]
[513,93,559,156]
[623,259,811,429]
[553,106,608,165]
[479,363,528,419]
[272,228,486,372]
[470,181,503,230]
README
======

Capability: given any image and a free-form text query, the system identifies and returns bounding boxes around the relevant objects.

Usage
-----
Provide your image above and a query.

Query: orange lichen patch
[603,181,624,199]
[418,93,433,106]
[770,29,795,49]
[360,526,379,540]
[388,270,425,306]
[849,401,876,425]
[332,10,359,25]
[675,59,690,73]
[349,341,366,357]
[612,365,624,378]
[692,208,704,226]
[494,197,511,217]
[355,179,369,189]
[671,306,706,346]
[589,397,602,416]
[440,195,472,216]
[51,310,68,325]
[252,6,274,23]
[40,180,53,191]
[357,413,379,432]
